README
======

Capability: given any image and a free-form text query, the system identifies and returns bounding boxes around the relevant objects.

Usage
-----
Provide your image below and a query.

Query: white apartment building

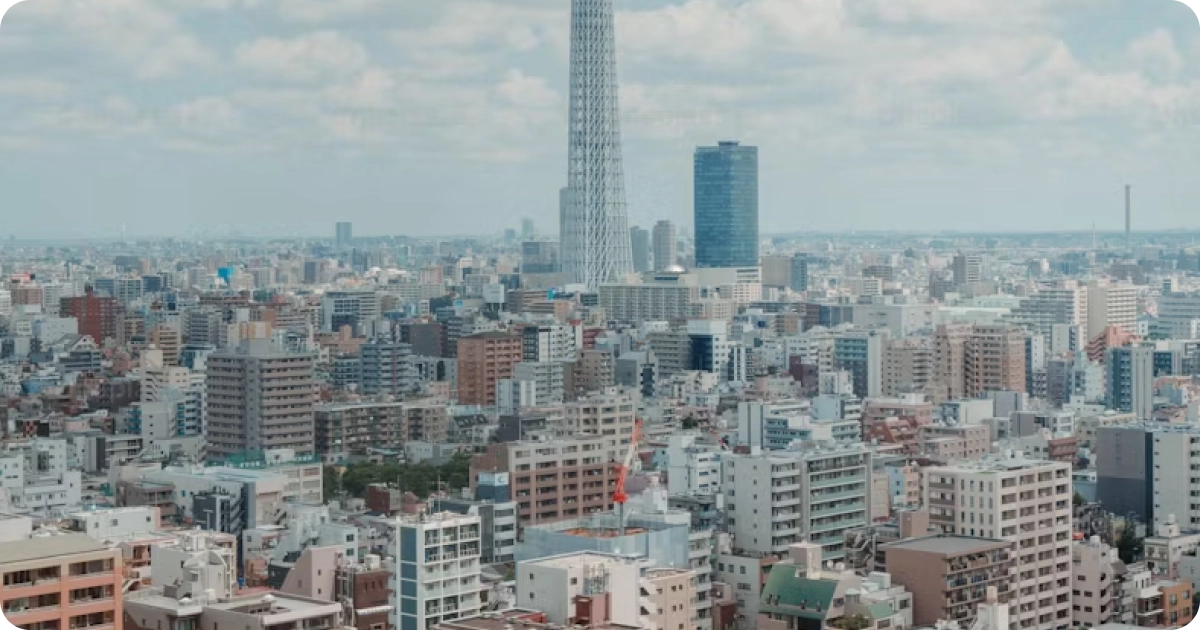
[723,443,873,561]
[923,454,1074,630]
[562,387,638,451]
[1011,281,1088,337]
[69,506,162,541]
[522,322,582,363]
[665,433,723,495]
[1151,292,1200,339]
[516,552,650,629]
[1086,281,1137,339]
[512,361,565,406]
[390,511,483,630]
[0,438,83,514]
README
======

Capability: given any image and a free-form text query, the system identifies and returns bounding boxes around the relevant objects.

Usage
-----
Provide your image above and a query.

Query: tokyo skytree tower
[560,0,634,289]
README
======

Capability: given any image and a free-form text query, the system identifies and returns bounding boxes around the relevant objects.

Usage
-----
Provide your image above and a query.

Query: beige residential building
[917,424,992,463]
[1071,535,1121,627]
[563,387,639,452]
[0,534,125,630]
[457,331,523,406]
[965,324,1027,397]
[470,435,620,525]
[644,568,697,630]
[882,337,934,397]
[881,535,1014,627]
[932,323,973,403]
[205,338,317,461]
[923,455,1074,630]
[1086,280,1138,339]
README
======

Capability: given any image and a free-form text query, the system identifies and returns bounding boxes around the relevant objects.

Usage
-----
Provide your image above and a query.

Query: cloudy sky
[1,0,1200,240]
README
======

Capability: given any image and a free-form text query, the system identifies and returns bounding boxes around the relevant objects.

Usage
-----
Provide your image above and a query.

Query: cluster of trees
[324,451,472,503]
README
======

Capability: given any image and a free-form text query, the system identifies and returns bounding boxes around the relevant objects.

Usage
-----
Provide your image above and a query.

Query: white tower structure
[561,0,634,289]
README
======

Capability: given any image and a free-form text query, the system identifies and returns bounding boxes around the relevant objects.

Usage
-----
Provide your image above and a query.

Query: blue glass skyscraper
[694,141,758,268]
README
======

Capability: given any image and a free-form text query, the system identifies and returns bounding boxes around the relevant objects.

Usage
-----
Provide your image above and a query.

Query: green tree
[832,615,870,630]
[1073,492,1085,508]
[323,466,343,503]
[1116,522,1144,564]
[682,416,699,430]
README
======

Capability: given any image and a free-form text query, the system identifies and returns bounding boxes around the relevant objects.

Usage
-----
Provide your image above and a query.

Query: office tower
[521,216,535,240]
[389,512,483,630]
[760,254,792,288]
[951,253,981,287]
[653,220,677,271]
[204,338,317,461]
[723,443,873,561]
[630,226,651,272]
[456,331,523,405]
[924,455,1073,630]
[791,253,809,292]
[694,141,759,268]
[1106,345,1154,420]
[833,329,887,398]
[335,222,353,249]
[360,337,416,397]
[0,534,125,630]
[61,287,119,344]
[560,0,634,288]
[521,240,560,274]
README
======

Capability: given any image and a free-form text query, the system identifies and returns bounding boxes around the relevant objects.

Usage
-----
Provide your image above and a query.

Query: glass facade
[694,141,758,268]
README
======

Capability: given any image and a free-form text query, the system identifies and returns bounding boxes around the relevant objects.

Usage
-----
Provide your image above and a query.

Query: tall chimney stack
[1125,184,1131,250]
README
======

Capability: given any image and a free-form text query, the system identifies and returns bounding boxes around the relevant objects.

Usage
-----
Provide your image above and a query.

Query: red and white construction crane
[613,419,643,535]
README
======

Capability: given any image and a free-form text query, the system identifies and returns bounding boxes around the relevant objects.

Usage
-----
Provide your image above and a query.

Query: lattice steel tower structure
[561,0,634,289]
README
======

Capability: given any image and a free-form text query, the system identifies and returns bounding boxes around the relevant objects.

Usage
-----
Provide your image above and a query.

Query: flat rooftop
[561,526,648,539]
[436,610,640,630]
[0,533,109,564]
[881,535,1009,555]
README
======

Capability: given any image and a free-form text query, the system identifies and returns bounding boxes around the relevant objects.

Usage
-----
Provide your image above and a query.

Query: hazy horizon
[2,0,1200,240]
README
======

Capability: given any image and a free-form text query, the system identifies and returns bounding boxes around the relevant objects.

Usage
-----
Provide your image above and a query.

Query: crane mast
[613,419,642,536]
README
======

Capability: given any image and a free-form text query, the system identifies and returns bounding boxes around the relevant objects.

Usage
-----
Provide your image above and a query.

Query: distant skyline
[3,0,1200,239]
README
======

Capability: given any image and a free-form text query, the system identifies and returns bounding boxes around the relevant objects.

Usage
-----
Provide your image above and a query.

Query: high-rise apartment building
[360,337,416,397]
[470,435,621,525]
[951,253,982,287]
[694,141,758,269]
[653,220,677,271]
[390,512,483,630]
[630,226,652,272]
[723,443,873,560]
[61,288,119,345]
[923,455,1074,630]
[560,0,634,288]
[1010,281,1088,337]
[204,338,317,461]
[1085,280,1137,339]
[456,332,523,406]
[964,324,1027,397]
[883,337,933,397]
[522,322,581,363]
[760,255,793,288]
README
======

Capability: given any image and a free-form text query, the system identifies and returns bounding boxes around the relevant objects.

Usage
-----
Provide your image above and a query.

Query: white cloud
[234,31,370,82]
[7,0,215,79]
